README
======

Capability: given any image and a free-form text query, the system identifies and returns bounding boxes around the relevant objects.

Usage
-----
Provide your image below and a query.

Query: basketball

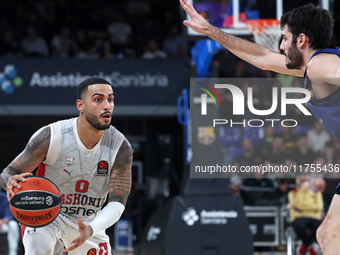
[9,176,62,228]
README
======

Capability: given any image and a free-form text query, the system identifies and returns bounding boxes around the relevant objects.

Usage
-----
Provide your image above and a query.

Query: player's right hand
[6,172,33,201]
[180,0,211,34]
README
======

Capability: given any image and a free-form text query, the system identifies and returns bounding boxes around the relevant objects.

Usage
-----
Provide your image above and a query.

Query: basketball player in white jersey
[0,77,132,255]
[180,0,340,254]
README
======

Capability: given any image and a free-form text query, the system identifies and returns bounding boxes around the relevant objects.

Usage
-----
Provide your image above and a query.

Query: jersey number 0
[75,180,89,193]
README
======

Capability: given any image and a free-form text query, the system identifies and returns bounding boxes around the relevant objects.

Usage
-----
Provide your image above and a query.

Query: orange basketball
[10,176,62,227]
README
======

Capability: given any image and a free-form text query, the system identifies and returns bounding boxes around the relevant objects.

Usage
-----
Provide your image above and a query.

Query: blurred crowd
[0,0,189,61]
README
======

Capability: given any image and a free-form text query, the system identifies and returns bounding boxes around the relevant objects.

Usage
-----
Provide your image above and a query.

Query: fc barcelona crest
[197,126,215,145]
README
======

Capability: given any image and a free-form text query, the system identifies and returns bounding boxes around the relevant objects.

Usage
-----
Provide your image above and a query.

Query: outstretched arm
[180,0,303,77]
[0,126,50,200]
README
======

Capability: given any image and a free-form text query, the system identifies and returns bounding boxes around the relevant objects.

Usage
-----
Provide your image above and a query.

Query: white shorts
[22,213,111,255]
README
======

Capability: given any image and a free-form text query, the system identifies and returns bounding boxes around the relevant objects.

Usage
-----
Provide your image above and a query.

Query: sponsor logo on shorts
[97,160,109,176]
[26,228,37,236]
[87,248,96,255]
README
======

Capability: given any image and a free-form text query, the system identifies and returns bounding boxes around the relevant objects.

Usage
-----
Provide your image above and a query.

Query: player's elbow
[316,223,326,250]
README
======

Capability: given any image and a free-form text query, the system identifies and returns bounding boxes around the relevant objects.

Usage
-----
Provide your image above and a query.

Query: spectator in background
[51,26,75,58]
[321,141,336,165]
[263,135,289,165]
[87,8,108,44]
[74,29,99,59]
[268,179,290,206]
[135,18,163,54]
[234,138,262,168]
[0,191,19,255]
[228,175,254,205]
[21,27,49,57]
[243,172,274,189]
[232,59,251,78]
[126,0,152,18]
[314,178,332,216]
[142,38,166,59]
[163,24,186,58]
[124,45,137,59]
[307,121,331,153]
[279,125,298,154]
[292,133,316,165]
[257,124,274,155]
[107,13,132,52]
[287,175,323,255]
[243,172,274,205]
[213,49,237,77]
[0,28,22,57]
[175,42,190,64]
[101,39,116,59]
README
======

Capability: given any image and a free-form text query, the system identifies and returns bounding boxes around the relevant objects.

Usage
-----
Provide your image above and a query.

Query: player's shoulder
[310,48,340,65]
[108,124,124,138]
[307,52,340,78]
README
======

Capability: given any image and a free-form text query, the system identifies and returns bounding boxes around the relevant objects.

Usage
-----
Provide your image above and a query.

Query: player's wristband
[89,201,125,236]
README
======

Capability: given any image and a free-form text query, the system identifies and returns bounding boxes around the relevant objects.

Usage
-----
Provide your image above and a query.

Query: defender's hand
[180,0,211,34]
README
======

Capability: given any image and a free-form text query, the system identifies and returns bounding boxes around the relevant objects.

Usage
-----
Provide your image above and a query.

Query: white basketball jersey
[37,118,125,222]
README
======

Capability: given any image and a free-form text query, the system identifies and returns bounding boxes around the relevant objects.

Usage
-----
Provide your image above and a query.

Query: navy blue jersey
[304,47,340,141]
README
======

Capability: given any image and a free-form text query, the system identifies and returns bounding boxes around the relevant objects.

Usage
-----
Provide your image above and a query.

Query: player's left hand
[63,218,93,252]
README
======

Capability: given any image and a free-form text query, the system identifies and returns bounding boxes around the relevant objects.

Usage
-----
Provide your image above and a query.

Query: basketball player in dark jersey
[181,0,339,254]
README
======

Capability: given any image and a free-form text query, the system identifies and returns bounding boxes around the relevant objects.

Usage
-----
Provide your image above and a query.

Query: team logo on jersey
[87,248,96,255]
[97,160,109,176]
[65,156,75,166]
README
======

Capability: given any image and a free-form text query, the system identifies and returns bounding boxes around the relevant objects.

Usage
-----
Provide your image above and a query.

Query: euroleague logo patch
[87,248,96,255]
[97,160,109,176]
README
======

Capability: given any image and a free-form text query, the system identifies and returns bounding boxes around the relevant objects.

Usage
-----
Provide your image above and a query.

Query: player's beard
[85,112,110,130]
[285,43,303,70]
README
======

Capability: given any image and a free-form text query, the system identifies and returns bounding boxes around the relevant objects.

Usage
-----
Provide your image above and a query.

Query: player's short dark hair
[280,3,334,50]
[77,77,112,100]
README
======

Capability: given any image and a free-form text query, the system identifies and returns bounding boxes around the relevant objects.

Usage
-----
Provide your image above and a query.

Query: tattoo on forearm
[109,140,133,205]
[0,126,50,190]
[0,163,21,190]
